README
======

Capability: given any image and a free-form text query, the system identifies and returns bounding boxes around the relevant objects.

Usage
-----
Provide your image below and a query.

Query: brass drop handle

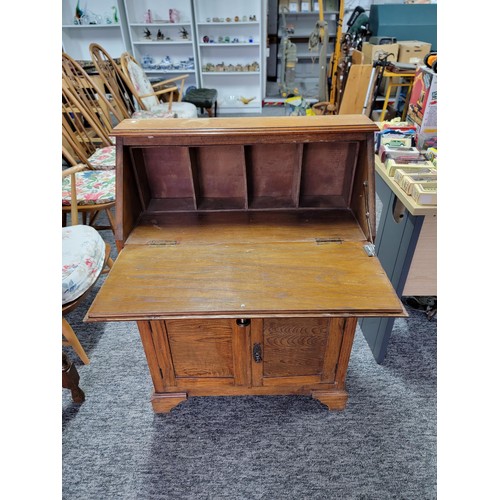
[253,343,262,363]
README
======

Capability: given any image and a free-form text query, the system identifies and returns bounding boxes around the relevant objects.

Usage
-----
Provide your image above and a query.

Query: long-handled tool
[328,0,345,109]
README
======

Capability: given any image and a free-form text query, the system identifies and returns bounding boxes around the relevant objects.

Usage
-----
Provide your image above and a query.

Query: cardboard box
[362,42,399,64]
[411,181,437,205]
[407,65,437,149]
[398,40,432,66]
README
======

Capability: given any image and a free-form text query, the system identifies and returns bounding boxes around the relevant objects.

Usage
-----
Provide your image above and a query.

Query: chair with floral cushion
[88,43,177,121]
[62,142,116,236]
[62,163,114,365]
[119,52,198,118]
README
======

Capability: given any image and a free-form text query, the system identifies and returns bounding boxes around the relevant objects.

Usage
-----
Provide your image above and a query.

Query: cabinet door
[137,319,251,392]
[250,317,347,387]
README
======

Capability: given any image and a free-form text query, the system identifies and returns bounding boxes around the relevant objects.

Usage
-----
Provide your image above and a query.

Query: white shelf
[123,0,199,88]
[203,72,260,76]
[193,0,264,114]
[130,22,192,27]
[200,43,260,47]
[62,24,123,28]
[133,41,193,45]
[62,0,132,60]
[197,22,259,26]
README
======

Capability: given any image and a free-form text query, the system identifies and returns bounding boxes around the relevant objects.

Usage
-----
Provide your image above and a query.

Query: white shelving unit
[193,0,266,114]
[62,0,131,61]
[123,0,198,88]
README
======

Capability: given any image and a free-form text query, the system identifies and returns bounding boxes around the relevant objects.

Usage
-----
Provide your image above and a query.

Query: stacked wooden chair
[62,159,114,367]
[62,85,116,235]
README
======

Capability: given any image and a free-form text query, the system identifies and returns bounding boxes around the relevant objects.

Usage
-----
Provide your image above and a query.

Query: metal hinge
[147,240,178,246]
[315,237,343,245]
[363,243,376,257]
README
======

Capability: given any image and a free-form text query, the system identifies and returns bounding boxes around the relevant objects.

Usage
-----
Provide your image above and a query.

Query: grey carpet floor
[62,228,436,500]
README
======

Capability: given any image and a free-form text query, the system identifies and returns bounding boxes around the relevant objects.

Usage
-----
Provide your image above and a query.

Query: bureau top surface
[86,211,405,322]
[112,115,378,139]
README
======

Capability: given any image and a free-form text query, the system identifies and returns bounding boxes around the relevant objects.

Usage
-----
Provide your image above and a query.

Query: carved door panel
[250,317,345,388]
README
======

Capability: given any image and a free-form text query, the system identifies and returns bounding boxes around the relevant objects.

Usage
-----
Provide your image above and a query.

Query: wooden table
[360,156,436,363]
[86,116,406,412]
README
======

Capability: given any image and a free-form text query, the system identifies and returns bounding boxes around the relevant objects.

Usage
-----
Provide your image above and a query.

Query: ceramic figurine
[234,16,239,22]
[226,17,231,22]
[249,15,257,21]
[169,9,180,24]
[242,16,248,22]
[239,96,256,105]
[112,5,119,23]
[74,0,83,24]
[179,27,189,39]
[156,29,165,41]
[203,35,209,43]
[142,55,154,68]
[157,56,172,70]
[143,28,152,39]
[144,9,152,23]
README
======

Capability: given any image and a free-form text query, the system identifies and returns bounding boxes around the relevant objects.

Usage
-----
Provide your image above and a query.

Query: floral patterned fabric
[132,109,177,119]
[88,145,116,170]
[126,58,158,110]
[62,170,115,206]
[62,225,105,305]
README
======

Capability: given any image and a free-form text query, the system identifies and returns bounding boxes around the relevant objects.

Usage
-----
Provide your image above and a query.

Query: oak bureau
[86,115,406,413]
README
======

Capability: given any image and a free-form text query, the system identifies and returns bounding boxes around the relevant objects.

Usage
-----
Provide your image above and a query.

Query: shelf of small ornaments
[201,61,260,75]
[200,34,258,47]
[137,25,192,45]
[141,55,195,72]
[197,14,258,26]
[130,8,192,33]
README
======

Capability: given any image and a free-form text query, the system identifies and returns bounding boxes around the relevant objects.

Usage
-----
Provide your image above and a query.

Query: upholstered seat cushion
[151,102,197,118]
[62,225,105,305]
[87,145,116,170]
[62,170,115,206]
[184,88,218,108]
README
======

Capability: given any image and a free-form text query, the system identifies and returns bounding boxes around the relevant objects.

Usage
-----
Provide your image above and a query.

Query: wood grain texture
[262,318,330,378]
[113,115,379,142]
[128,210,367,246]
[166,320,235,378]
[151,392,187,413]
[87,240,403,321]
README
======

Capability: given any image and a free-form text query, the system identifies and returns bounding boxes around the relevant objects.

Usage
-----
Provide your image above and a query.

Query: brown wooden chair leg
[62,317,90,365]
[62,352,85,403]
